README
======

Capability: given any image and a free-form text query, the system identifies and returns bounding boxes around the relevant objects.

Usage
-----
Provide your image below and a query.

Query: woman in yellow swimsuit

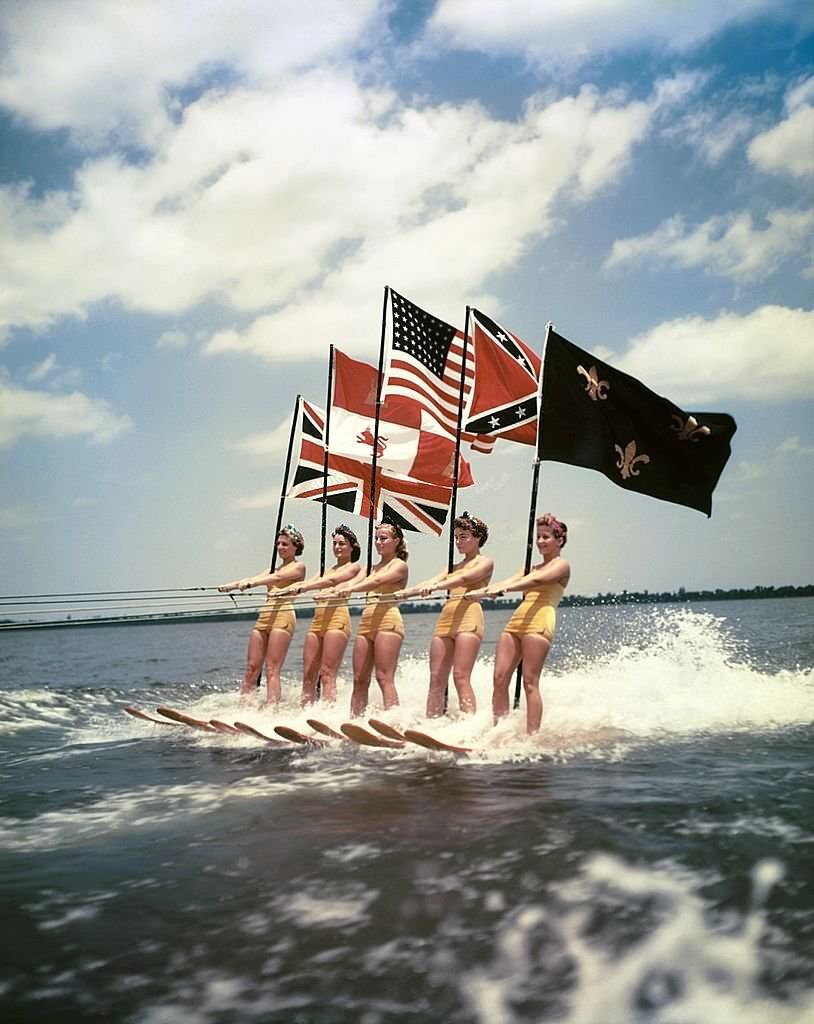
[217,525,306,706]
[327,521,409,717]
[396,512,493,718]
[476,513,570,734]
[277,525,362,706]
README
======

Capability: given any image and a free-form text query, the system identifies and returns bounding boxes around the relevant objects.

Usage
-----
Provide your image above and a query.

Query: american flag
[382,289,495,454]
[287,398,454,535]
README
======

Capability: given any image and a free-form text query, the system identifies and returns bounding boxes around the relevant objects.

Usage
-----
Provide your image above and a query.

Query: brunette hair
[376,520,408,561]
[454,511,488,546]
[537,513,567,548]
[277,524,304,555]
[333,524,361,562]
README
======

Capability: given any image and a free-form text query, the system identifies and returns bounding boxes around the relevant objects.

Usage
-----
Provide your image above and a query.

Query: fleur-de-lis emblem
[615,440,650,479]
[671,414,711,442]
[577,364,609,401]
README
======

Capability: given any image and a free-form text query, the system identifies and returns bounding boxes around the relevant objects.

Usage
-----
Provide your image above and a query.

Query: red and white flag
[465,309,542,446]
[330,348,473,488]
[287,398,454,535]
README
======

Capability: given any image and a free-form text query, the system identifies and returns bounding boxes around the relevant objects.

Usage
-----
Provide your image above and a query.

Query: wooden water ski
[124,705,184,726]
[232,720,289,746]
[368,718,408,742]
[274,725,329,746]
[209,719,240,735]
[340,722,405,749]
[402,729,473,754]
[156,706,218,732]
[306,718,350,741]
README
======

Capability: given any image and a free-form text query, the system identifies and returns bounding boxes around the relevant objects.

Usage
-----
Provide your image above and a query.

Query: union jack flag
[287,398,454,535]
[381,289,495,454]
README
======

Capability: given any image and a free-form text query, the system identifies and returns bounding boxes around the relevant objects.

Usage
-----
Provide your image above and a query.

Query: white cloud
[0,371,132,448]
[426,0,799,64]
[2,71,662,356]
[0,0,381,145]
[27,353,58,382]
[204,82,657,360]
[663,108,754,165]
[606,208,814,282]
[617,305,814,403]
[0,505,51,530]
[156,330,191,350]
[776,435,814,457]
[748,75,814,177]
[231,416,293,458]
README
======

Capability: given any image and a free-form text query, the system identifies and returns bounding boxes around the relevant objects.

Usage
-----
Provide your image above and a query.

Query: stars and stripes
[382,289,495,454]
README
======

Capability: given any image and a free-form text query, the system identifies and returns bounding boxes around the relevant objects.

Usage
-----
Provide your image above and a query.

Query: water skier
[326,521,409,717]
[217,525,307,706]
[395,512,493,718]
[471,513,570,734]
[277,525,363,706]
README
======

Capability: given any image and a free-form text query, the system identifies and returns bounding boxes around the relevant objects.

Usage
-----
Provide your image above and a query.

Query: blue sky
[1,0,812,600]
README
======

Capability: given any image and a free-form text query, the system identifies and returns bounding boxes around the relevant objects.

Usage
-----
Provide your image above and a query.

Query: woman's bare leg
[491,631,522,722]
[350,635,374,717]
[301,632,322,706]
[263,628,293,706]
[426,636,454,718]
[373,632,403,709]
[317,630,349,705]
[519,635,551,733]
[240,629,269,695]
[451,633,481,714]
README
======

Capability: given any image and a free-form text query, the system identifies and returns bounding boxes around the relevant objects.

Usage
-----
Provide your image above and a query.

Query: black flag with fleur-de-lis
[540,330,737,516]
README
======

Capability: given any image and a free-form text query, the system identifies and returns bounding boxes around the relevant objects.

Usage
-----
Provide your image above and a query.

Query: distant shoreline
[1,585,811,631]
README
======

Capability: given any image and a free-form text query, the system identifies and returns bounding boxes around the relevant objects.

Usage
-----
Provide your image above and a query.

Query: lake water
[1,598,813,1023]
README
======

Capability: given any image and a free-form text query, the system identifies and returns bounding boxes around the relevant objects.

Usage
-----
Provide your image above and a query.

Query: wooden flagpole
[513,322,552,709]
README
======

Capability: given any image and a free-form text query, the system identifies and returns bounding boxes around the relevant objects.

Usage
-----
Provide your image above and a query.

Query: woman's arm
[503,557,570,593]
[427,555,494,594]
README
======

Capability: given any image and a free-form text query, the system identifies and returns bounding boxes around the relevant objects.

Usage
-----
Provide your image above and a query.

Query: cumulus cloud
[0,0,381,145]
[606,208,814,282]
[748,75,814,177]
[777,435,814,457]
[617,305,814,403]
[230,416,293,458]
[0,371,132,448]
[425,0,801,64]
[2,68,664,356]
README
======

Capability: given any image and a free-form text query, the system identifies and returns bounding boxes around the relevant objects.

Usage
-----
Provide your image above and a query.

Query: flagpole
[270,393,302,573]
[446,305,472,572]
[366,285,390,572]
[513,322,553,709]
[321,348,335,576]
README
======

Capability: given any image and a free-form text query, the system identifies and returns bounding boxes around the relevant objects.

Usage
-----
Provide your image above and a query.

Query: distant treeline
[559,583,814,607]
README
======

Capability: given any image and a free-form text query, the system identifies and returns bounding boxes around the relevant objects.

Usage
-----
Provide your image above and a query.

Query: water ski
[156,706,218,732]
[274,725,329,746]
[232,720,289,746]
[340,722,405,749]
[402,729,472,754]
[209,719,240,735]
[368,718,408,742]
[306,718,350,741]
[124,705,184,726]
